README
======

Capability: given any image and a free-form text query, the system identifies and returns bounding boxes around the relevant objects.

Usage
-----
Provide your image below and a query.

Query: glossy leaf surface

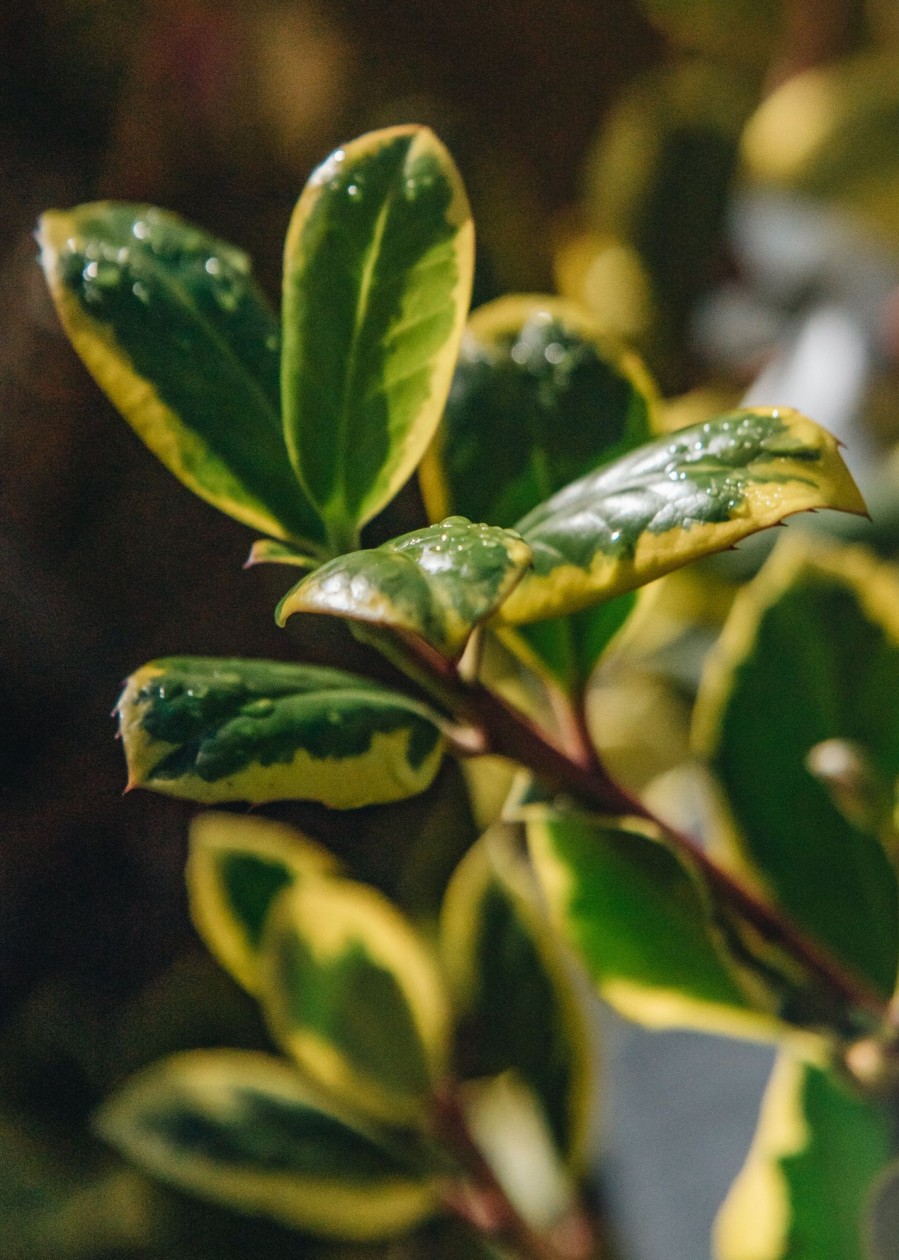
[282,126,474,550]
[440,831,592,1167]
[528,811,783,1038]
[420,295,656,528]
[117,657,444,807]
[38,204,323,547]
[695,541,899,996]
[418,294,654,685]
[97,1050,442,1240]
[277,517,532,660]
[187,813,340,993]
[715,1051,891,1260]
[499,408,866,625]
[261,879,451,1124]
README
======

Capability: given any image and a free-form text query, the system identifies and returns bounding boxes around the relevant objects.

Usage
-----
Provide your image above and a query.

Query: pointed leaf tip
[498,407,868,625]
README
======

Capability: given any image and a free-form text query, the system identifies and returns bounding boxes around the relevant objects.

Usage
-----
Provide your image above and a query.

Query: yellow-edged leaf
[260,879,451,1125]
[281,126,474,551]
[97,1050,443,1241]
[116,657,445,808]
[187,812,340,993]
[497,408,866,626]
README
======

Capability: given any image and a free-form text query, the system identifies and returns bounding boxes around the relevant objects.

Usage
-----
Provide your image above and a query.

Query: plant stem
[432,1087,599,1260]
[400,636,889,1027]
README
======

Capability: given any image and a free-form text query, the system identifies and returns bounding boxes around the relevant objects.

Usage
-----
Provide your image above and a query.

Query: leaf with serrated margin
[420,294,658,529]
[96,1050,443,1241]
[187,813,340,993]
[694,538,899,997]
[440,829,593,1169]
[116,657,445,807]
[497,408,866,626]
[260,879,451,1125]
[282,126,474,552]
[714,1050,891,1260]
[277,517,532,660]
[527,810,786,1039]
[38,204,324,548]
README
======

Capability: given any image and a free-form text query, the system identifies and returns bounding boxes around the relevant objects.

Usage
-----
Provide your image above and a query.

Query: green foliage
[527,810,782,1040]
[116,657,445,807]
[39,120,899,1260]
[695,540,899,996]
[714,1050,892,1260]
[38,203,324,549]
[96,814,591,1245]
[97,1050,444,1241]
[440,829,593,1168]
[281,126,474,553]
[277,517,533,660]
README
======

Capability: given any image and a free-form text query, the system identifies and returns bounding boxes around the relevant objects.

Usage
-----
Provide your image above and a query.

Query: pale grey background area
[594,1009,776,1260]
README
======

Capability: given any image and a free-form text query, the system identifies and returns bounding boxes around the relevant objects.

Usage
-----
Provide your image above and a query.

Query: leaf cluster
[37,124,899,1259]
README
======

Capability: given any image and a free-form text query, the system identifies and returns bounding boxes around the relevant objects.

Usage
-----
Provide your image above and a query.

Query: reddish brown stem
[401,636,889,1027]
[432,1087,598,1260]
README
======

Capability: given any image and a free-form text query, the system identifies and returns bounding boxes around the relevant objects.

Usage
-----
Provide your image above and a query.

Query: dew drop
[205,257,222,276]
[347,183,361,201]
[132,280,150,304]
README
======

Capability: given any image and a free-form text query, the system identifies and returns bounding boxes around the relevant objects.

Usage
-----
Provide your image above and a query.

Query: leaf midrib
[327,166,403,540]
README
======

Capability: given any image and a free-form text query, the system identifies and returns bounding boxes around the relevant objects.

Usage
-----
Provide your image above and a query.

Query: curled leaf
[277,517,532,659]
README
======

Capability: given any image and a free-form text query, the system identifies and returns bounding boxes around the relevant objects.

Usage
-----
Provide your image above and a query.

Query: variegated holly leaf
[38,203,324,549]
[277,517,532,660]
[260,879,451,1125]
[419,295,656,688]
[245,539,319,570]
[282,126,474,552]
[497,408,866,625]
[187,813,340,993]
[420,295,657,529]
[96,1050,443,1241]
[440,831,593,1168]
[695,539,899,997]
[116,657,444,807]
[527,810,785,1039]
[714,1051,891,1260]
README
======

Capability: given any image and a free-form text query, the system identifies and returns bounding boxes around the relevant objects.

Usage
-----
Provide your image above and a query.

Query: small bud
[805,739,888,834]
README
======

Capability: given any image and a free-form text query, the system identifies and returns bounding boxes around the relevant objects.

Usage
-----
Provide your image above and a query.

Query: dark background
[0,0,658,1069]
